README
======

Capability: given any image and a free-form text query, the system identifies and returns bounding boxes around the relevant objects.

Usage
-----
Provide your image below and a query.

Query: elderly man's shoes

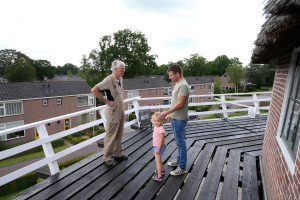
[105,160,113,167]
[115,155,128,161]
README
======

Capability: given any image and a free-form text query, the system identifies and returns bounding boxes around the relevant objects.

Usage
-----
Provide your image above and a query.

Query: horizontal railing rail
[0,92,271,186]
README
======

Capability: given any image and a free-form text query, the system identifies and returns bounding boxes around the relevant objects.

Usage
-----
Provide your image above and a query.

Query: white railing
[0,92,271,186]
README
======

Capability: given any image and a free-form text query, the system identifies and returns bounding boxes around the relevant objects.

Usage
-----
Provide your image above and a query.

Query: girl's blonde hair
[152,112,164,121]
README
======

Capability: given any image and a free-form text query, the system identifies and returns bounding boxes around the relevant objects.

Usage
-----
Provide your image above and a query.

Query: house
[184,76,215,102]
[122,76,171,113]
[219,74,247,92]
[251,1,300,199]
[0,81,95,146]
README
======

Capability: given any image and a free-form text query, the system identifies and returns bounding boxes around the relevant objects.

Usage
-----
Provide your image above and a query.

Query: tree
[245,64,276,88]
[214,76,223,94]
[225,64,245,92]
[183,53,207,76]
[0,49,32,76]
[56,63,78,75]
[208,55,233,76]
[4,58,36,82]
[89,29,158,79]
[33,60,56,81]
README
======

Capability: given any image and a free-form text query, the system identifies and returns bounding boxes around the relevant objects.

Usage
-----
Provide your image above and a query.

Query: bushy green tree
[33,60,56,81]
[208,55,232,76]
[183,53,207,76]
[56,63,78,75]
[89,29,158,79]
[4,58,36,82]
[225,64,245,90]
[214,76,223,94]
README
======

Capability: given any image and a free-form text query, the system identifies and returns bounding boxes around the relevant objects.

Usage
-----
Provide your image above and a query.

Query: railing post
[221,95,228,118]
[36,124,60,175]
[99,107,107,130]
[253,93,260,115]
[132,97,141,128]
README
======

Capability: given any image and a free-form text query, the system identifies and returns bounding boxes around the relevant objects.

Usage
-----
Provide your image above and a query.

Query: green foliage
[37,178,44,183]
[129,113,137,121]
[225,64,245,87]
[33,59,56,81]
[56,63,78,75]
[208,55,232,76]
[4,58,36,82]
[0,139,5,151]
[188,105,211,111]
[96,128,105,134]
[81,136,90,141]
[71,137,82,145]
[183,53,207,76]
[58,153,93,170]
[0,49,32,76]
[87,29,157,80]
[245,64,276,87]
[0,172,37,197]
[214,76,223,94]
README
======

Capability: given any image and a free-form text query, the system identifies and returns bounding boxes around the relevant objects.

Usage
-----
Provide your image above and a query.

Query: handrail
[0,92,271,186]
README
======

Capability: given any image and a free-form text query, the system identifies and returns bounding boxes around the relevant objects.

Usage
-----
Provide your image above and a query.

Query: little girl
[151,112,166,181]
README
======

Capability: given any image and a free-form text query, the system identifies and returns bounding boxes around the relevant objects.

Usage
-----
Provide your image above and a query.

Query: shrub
[71,137,82,145]
[64,135,73,140]
[0,139,5,151]
[96,129,105,135]
[246,87,257,92]
[81,136,90,141]
[0,172,37,196]
[129,114,136,121]
[59,153,93,170]
[37,178,44,183]
[51,139,65,148]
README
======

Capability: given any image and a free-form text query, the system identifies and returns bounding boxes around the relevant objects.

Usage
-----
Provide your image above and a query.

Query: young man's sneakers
[167,159,179,167]
[114,154,128,161]
[170,166,187,176]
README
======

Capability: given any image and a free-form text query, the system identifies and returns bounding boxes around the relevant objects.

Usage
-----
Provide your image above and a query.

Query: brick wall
[2,96,94,146]
[262,54,300,200]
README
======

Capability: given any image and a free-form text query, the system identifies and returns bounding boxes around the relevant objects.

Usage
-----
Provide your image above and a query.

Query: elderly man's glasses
[119,67,126,71]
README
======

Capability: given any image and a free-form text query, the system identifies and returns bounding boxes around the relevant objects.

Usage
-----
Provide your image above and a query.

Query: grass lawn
[0,145,69,168]
[0,189,25,200]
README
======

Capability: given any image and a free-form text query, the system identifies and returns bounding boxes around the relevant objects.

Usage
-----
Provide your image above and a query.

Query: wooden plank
[113,139,194,200]
[197,146,228,200]
[242,154,259,200]
[32,130,155,200]
[155,142,204,200]
[176,144,215,200]
[10,128,153,200]
[220,150,241,200]
[90,137,177,200]
[207,135,264,146]
[233,145,263,153]
[247,150,262,157]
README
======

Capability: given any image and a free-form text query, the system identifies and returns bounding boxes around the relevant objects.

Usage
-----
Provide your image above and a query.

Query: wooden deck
[11,115,267,200]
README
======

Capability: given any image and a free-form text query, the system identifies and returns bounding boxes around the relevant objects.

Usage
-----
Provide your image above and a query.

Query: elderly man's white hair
[111,60,125,71]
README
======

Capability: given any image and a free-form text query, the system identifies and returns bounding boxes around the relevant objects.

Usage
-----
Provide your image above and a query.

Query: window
[148,90,151,95]
[78,95,94,107]
[0,121,25,140]
[280,54,300,160]
[127,90,139,99]
[189,97,195,103]
[209,84,213,90]
[190,86,195,93]
[57,99,62,105]
[154,90,157,94]
[200,85,202,89]
[78,112,95,125]
[128,104,134,110]
[0,101,23,117]
[164,88,171,95]
[43,100,48,106]
[163,100,170,105]
[203,85,205,89]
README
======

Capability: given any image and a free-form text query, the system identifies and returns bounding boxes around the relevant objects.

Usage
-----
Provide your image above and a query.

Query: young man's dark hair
[167,64,182,75]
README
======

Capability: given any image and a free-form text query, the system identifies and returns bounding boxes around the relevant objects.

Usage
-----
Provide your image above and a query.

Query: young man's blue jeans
[171,118,188,169]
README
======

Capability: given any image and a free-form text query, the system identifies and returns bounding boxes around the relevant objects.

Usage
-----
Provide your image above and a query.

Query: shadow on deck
[11,115,267,200]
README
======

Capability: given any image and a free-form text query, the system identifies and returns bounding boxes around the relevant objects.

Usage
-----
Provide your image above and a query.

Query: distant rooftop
[50,74,84,81]
[0,81,92,101]
[184,76,215,85]
[123,76,170,90]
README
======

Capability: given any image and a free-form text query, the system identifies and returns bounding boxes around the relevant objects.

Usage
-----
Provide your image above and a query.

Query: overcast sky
[0,0,266,67]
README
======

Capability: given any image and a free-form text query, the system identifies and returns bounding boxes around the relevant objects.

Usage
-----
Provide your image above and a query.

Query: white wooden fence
[0,92,271,186]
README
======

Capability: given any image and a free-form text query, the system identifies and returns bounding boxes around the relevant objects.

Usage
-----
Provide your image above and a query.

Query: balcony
[0,92,271,199]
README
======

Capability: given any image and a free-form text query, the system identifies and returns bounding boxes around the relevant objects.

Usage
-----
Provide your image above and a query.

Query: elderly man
[91,60,128,167]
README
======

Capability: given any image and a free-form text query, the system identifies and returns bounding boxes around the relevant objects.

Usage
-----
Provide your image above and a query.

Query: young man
[91,60,128,167]
[162,64,189,175]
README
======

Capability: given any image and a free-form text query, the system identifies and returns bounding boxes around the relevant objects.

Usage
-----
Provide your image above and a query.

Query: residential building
[220,74,247,92]
[122,76,171,114]
[184,76,215,103]
[251,1,300,199]
[0,81,95,146]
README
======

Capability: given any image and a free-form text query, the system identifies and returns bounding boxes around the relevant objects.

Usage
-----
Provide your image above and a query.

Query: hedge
[7,139,65,158]
[0,172,37,197]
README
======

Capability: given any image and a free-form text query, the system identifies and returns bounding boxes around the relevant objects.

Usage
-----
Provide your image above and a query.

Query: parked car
[188,111,197,119]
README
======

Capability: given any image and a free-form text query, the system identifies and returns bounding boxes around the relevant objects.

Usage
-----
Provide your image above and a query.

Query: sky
[0,0,266,67]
